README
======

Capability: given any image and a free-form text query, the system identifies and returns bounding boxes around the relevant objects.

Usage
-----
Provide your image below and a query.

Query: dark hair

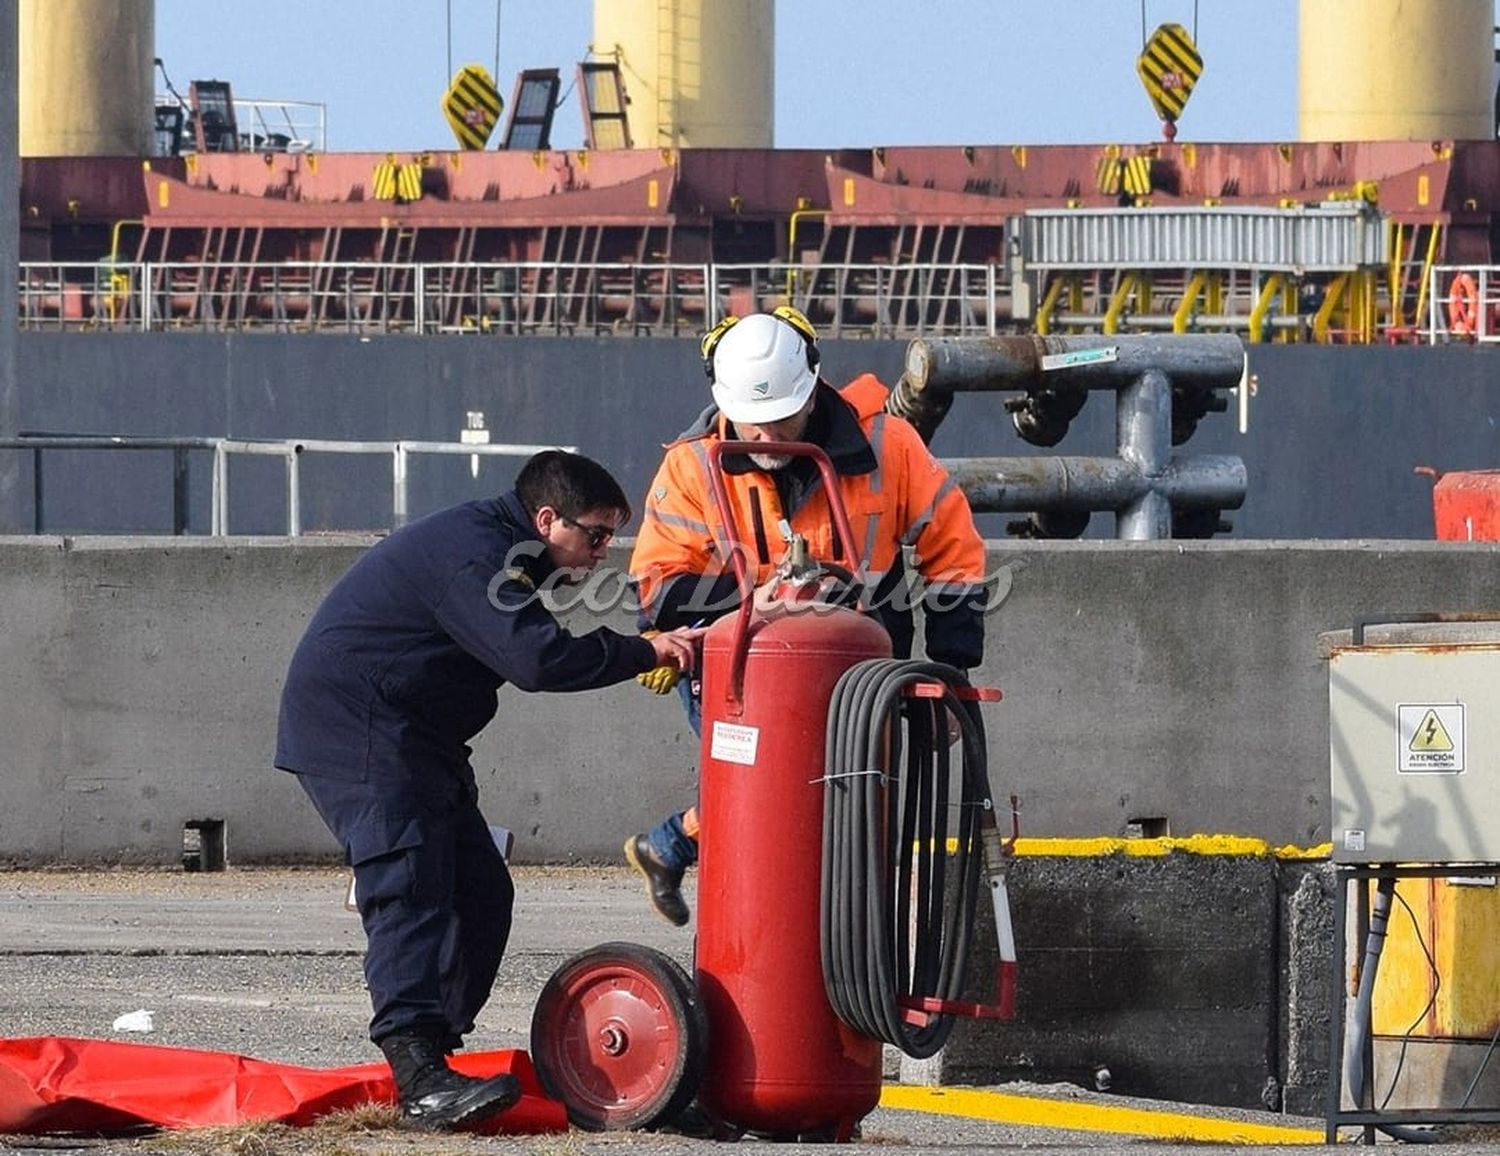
[515,450,631,522]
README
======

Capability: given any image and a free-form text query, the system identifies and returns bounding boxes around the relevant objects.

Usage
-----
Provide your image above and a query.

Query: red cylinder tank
[695,603,892,1137]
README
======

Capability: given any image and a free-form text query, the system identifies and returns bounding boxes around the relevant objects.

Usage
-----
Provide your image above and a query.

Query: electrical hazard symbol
[1397,703,1464,773]
[1410,710,1454,751]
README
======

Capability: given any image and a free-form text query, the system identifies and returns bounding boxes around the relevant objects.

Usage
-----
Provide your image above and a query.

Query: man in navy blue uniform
[275,450,699,1131]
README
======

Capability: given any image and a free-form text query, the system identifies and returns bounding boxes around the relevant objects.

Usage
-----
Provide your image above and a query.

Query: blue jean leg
[645,809,699,872]
[677,674,702,736]
[642,676,702,872]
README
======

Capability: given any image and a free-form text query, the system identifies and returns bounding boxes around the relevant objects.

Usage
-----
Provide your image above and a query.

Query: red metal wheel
[529,941,707,1131]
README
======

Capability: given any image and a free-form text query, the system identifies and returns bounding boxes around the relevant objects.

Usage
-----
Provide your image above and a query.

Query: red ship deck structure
[20,138,1499,343]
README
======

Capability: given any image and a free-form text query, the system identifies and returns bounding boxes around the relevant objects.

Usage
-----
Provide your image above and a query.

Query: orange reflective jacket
[630,375,987,667]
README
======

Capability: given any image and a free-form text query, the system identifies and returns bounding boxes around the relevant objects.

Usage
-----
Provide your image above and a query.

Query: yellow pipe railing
[1413,223,1443,334]
[1173,271,1206,333]
[1036,273,1067,335]
[1387,220,1405,330]
[1359,269,1379,342]
[103,218,145,322]
[785,208,828,305]
[1103,271,1141,334]
[1067,276,1085,333]
[1248,273,1285,343]
[1313,274,1348,344]
[109,218,143,266]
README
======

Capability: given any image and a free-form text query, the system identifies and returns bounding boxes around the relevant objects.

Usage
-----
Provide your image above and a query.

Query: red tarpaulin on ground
[0,1037,568,1135]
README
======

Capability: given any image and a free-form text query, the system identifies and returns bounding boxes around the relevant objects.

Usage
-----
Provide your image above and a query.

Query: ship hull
[6,334,1496,539]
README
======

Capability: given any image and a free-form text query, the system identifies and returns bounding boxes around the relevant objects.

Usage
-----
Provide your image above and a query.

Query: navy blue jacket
[275,492,655,787]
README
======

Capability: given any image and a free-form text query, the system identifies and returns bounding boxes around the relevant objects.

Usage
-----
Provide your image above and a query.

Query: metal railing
[23,257,1496,344]
[15,260,1001,339]
[1426,266,1500,344]
[1,435,571,536]
[232,98,327,153]
[1021,203,1387,273]
[155,94,328,154]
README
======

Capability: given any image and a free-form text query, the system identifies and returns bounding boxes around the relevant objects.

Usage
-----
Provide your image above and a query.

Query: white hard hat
[709,312,819,425]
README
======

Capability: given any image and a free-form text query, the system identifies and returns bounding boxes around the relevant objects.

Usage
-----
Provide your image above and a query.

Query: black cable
[1379,888,1442,1112]
[1460,1018,1500,1109]
[154,58,190,113]
[493,0,503,84]
[821,658,992,1058]
[1346,879,1442,1144]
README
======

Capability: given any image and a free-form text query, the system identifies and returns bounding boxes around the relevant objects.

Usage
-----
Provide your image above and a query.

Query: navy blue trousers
[294,770,514,1046]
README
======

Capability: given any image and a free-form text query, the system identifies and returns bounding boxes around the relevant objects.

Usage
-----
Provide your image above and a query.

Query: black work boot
[624,834,689,926]
[378,1030,520,1131]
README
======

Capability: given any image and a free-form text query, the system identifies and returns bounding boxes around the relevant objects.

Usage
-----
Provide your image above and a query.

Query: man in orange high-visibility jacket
[624,307,989,926]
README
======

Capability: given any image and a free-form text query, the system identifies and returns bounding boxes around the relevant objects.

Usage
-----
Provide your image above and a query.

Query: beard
[749,452,793,470]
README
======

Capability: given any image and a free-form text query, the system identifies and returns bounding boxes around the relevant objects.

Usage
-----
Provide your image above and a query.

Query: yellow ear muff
[771,304,820,373]
[700,314,741,380]
[772,303,818,345]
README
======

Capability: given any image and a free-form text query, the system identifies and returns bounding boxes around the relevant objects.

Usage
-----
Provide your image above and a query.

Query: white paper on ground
[111,1008,155,1032]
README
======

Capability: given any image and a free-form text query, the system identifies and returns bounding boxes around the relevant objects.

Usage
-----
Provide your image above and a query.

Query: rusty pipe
[884,371,953,445]
[943,454,1247,514]
[904,333,1246,395]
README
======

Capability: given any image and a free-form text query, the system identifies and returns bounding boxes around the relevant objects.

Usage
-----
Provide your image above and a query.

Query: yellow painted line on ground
[881,1085,1325,1144]
[936,834,1334,858]
[1009,835,1334,860]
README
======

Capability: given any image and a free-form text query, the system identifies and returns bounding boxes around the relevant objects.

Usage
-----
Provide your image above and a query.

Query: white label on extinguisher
[710,721,760,766]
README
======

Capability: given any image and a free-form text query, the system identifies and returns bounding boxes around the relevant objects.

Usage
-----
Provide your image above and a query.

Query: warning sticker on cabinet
[1397,703,1464,773]
[711,720,760,766]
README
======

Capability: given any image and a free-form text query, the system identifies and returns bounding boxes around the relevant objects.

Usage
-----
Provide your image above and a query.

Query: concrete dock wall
[909,849,1337,1115]
[4,536,1499,863]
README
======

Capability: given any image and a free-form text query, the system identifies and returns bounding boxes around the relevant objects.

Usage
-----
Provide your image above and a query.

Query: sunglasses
[560,515,616,549]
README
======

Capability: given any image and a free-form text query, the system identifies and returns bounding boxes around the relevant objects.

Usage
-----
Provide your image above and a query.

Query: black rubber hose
[1344,878,1440,1143]
[821,658,993,1058]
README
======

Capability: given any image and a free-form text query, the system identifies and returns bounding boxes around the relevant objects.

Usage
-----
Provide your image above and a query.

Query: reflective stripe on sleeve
[866,414,887,495]
[900,475,959,546]
[643,506,711,536]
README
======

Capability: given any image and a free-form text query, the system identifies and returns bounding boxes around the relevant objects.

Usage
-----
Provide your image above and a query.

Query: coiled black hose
[820,658,993,1058]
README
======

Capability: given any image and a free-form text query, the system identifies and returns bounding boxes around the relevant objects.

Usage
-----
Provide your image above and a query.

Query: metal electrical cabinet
[1327,619,1500,864]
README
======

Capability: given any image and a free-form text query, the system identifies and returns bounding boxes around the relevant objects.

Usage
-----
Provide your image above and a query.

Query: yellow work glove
[637,664,682,694]
[636,631,681,694]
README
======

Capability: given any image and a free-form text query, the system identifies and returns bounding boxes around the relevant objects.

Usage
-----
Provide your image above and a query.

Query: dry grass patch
[140,1115,401,1156]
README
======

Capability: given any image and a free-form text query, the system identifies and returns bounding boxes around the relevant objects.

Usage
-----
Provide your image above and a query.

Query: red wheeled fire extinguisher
[530,441,1016,1139]
[694,443,894,1138]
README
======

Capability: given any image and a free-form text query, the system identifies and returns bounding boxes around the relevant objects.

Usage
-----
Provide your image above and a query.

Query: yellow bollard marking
[880,1085,1325,1144]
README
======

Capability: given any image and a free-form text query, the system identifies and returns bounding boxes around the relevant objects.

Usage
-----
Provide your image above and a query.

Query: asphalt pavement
[0,867,1459,1155]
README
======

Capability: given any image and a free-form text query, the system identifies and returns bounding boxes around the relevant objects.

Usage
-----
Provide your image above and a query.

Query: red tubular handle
[897,993,1014,1024]
[901,682,1003,701]
[897,960,1016,1024]
[996,960,1017,1020]
[703,441,866,712]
